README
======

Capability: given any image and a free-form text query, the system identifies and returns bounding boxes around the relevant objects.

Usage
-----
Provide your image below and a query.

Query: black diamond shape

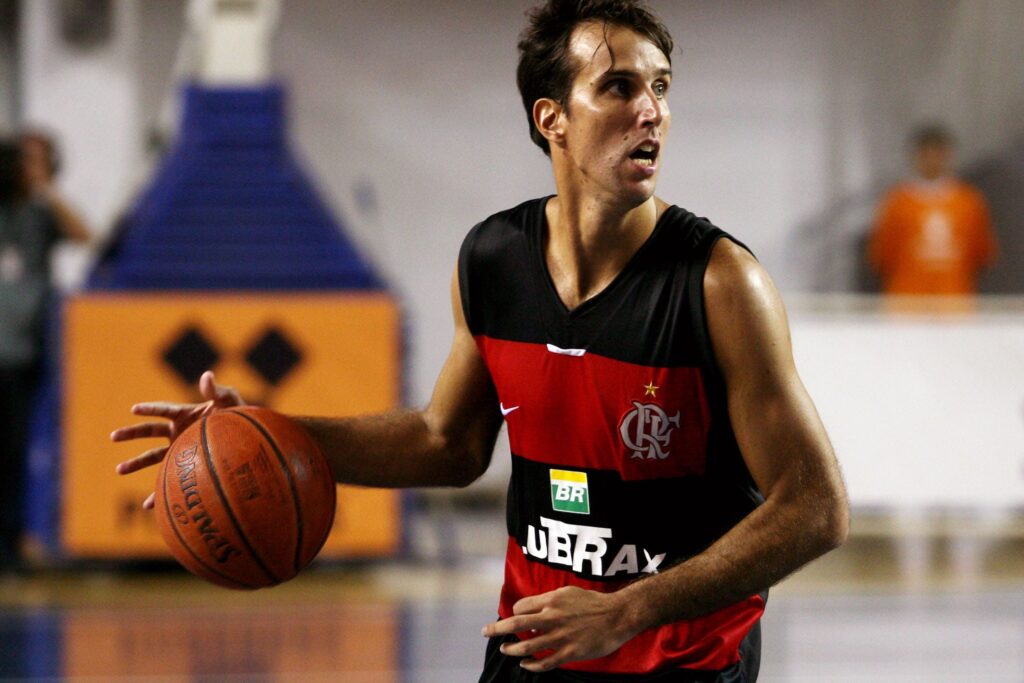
[163,327,220,385]
[245,327,302,386]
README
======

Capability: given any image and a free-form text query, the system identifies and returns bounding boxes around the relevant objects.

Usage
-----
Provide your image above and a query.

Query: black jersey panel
[458,198,741,368]
[458,197,546,345]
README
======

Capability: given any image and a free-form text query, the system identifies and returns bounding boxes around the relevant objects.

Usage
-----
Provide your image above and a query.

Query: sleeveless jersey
[459,197,765,677]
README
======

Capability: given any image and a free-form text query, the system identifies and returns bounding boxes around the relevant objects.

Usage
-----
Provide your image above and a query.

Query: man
[869,124,997,296]
[113,1,848,680]
[0,137,88,571]
[19,130,91,244]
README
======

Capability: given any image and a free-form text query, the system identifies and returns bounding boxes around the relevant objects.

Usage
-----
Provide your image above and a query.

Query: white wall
[20,0,142,227]
[19,0,142,287]
[795,0,1024,291]
[15,0,1024,417]
[267,0,1024,407]
[791,301,1024,508]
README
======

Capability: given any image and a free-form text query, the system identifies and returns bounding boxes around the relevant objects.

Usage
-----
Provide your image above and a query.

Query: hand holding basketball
[112,370,244,508]
[154,406,336,589]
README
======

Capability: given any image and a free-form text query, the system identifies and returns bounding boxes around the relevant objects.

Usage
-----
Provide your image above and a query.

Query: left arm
[485,239,849,672]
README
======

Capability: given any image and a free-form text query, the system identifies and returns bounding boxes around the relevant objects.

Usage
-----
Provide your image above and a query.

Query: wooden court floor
[1,522,1023,682]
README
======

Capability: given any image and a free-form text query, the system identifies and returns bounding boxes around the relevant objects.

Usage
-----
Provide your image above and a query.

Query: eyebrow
[601,67,673,80]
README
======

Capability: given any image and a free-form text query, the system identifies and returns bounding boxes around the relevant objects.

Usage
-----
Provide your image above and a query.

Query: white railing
[788,294,1024,510]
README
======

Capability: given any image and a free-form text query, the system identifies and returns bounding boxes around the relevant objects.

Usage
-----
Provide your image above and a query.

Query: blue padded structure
[24,84,389,559]
[88,83,381,290]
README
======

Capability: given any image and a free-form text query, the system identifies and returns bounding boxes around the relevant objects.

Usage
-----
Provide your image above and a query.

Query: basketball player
[113,1,848,680]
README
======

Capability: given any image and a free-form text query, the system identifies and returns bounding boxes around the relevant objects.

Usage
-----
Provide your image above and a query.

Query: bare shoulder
[704,238,779,314]
[703,238,793,379]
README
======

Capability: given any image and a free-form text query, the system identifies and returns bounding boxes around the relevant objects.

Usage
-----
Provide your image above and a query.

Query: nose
[638,89,664,128]
[634,97,659,131]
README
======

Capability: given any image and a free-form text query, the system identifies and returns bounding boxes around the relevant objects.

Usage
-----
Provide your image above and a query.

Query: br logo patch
[550,469,590,515]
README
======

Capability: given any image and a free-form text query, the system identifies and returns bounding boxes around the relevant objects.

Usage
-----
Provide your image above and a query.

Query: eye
[606,78,631,97]
[652,81,669,98]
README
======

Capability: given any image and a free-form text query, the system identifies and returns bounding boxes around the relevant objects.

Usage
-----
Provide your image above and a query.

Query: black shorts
[478,621,760,683]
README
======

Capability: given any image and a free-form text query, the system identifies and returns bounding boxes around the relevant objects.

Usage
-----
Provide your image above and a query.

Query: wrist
[610,582,654,641]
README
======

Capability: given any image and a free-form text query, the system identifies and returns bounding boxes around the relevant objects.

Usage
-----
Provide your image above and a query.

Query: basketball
[153,406,336,589]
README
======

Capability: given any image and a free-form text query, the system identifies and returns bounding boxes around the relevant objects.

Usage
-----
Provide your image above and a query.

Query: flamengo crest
[619,401,680,460]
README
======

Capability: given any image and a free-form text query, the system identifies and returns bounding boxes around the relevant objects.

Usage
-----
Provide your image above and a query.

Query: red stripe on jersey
[477,336,711,480]
[499,538,764,674]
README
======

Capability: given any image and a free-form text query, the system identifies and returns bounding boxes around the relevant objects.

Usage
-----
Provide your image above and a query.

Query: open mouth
[629,143,659,167]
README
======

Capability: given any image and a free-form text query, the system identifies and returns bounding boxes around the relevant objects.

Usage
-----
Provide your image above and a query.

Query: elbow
[823,509,849,552]
[449,466,486,489]
[452,449,490,488]
[451,471,482,489]
[781,485,849,557]
[440,440,491,489]
[816,490,850,553]
[804,460,851,553]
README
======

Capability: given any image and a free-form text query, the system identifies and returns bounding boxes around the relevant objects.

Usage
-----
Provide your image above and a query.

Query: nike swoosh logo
[546,343,586,357]
[500,403,520,417]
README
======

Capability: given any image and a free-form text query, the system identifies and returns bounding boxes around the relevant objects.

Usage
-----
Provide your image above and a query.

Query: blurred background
[0,0,1022,681]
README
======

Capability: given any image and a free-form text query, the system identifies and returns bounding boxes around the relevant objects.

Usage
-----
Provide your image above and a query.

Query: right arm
[114,265,504,500]
[295,267,503,488]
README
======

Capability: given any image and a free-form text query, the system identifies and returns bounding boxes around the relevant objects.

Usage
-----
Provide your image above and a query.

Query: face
[549,22,672,207]
[915,142,951,181]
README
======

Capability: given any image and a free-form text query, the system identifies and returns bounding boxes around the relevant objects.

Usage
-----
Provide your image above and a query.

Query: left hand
[481,586,637,673]
[112,371,244,509]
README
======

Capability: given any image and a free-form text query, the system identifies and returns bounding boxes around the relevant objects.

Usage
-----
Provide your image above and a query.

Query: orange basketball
[154,406,336,589]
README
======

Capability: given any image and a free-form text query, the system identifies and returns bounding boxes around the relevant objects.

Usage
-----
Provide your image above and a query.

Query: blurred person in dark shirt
[20,130,90,243]
[0,136,88,571]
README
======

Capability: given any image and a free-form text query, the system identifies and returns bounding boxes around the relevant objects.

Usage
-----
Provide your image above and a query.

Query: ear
[533,98,567,151]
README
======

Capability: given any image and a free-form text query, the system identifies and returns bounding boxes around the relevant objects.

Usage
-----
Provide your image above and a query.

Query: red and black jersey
[461,197,765,679]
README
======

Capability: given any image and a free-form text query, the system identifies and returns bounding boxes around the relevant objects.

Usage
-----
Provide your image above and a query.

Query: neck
[544,191,663,310]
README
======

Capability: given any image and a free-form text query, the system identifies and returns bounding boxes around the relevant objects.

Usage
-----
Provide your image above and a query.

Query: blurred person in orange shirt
[868,125,997,295]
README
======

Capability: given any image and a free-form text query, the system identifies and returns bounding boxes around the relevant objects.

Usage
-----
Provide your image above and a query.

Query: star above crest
[643,381,658,397]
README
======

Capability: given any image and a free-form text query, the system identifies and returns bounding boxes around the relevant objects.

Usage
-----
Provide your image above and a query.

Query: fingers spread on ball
[199,371,217,399]
[131,401,206,419]
[110,422,173,442]
[200,370,245,407]
[115,446,169,475]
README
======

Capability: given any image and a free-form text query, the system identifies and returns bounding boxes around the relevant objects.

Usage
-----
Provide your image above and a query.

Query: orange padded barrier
[63,292,402,559]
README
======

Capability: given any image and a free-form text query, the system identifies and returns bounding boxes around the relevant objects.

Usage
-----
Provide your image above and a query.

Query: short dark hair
[517,0,674,155]
[912,123,953,150]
